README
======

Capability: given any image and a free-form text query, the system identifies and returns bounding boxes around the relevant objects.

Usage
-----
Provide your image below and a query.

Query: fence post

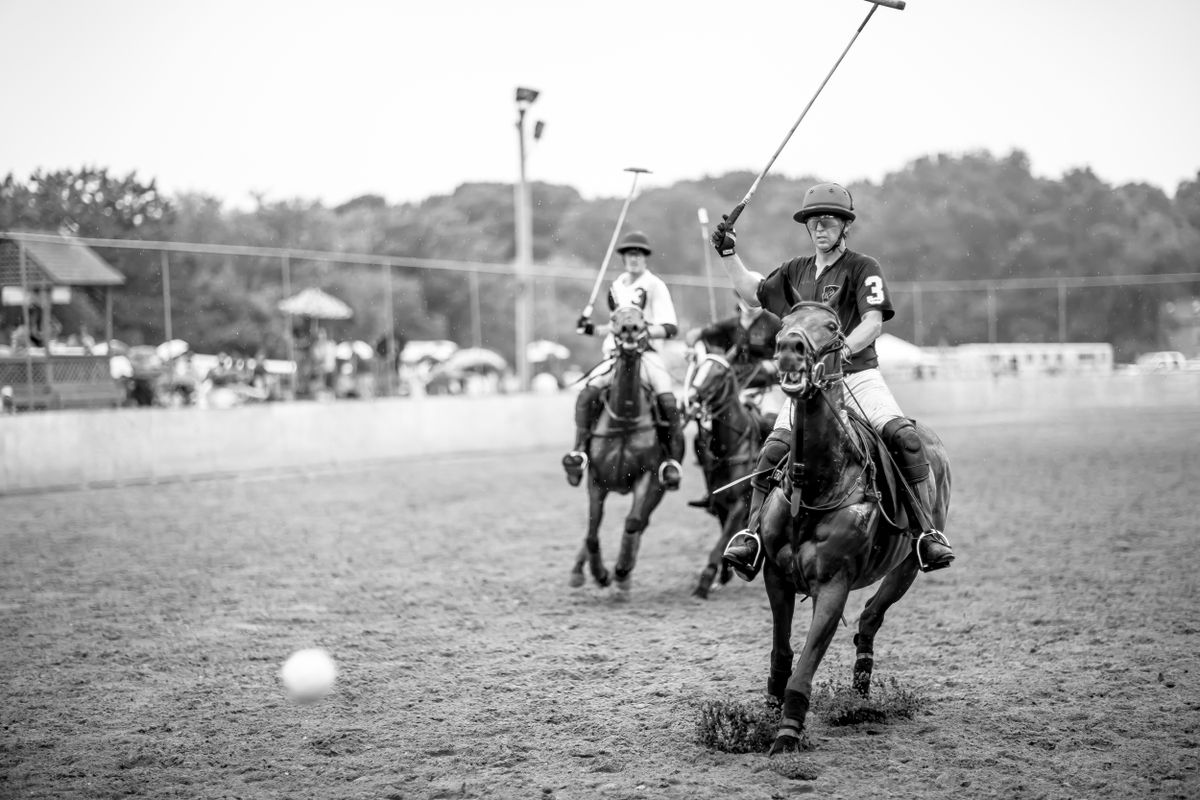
[1057,280,1067,343]
[282,254,294,396]
[469,270,482,348]
[161,250,173,343]
[912,285,923,346]
[987,286,998,344]
[382,261,395,396]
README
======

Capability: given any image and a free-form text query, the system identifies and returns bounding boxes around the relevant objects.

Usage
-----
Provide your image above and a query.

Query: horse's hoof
[615,576,631,593]
[768,732,808,757]
[568,572,585,589]
[691,583,709,600]
[594,570,611,588]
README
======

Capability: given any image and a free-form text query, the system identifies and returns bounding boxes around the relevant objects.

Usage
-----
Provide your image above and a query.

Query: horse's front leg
[612,471,664,593]
[570,479,610,588]
[770,571,851,756]
[762,551,796,702]
[854,553,919,696]
[694,489,747,598]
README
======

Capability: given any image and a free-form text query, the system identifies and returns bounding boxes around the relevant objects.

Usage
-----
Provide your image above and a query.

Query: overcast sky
[2,0,1197,208]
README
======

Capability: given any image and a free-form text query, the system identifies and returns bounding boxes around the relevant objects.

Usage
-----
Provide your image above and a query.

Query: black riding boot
[655,393,684,490]
[563,384,603,486]
[882,418,955,572]
[723,429,791,581]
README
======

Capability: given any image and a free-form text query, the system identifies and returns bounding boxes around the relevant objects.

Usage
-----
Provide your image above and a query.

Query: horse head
[609,304,649,356]
[776,302,846,400]
[683,349,737,420]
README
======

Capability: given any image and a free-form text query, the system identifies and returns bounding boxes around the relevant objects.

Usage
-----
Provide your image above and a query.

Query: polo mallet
[721,0,906,229]
[696,209,720,321]
[580,167,651,320]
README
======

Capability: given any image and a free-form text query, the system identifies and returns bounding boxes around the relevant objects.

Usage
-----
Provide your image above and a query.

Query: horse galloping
[568,304,677,594]
[757,302,952,755]
[682,350,772,599]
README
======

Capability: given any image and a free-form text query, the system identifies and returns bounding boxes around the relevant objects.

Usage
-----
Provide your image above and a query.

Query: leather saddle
[845,411,910,531]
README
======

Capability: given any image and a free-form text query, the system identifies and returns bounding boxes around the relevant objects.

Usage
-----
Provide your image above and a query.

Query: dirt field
[2,405,1198,799]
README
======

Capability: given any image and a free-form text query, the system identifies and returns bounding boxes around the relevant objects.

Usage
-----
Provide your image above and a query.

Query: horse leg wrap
[852,632,875,697]
[623,517,645,535]
[782,690,810,732]
[767,667,792,701]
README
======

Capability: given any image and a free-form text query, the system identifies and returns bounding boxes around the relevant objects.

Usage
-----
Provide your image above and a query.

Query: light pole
[514,86,541,391]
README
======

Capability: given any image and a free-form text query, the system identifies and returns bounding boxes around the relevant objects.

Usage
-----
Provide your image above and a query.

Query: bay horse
[758,302,951,755]
[568,305,672,593]
[682,350,772,599]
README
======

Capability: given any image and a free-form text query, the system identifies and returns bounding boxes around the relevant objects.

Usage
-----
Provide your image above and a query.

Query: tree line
[3,151,1198,361]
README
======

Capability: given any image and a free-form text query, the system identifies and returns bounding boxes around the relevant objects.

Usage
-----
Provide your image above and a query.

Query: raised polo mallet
[697,208,719,321]
[580,167,651,321]
[719,0,906,231]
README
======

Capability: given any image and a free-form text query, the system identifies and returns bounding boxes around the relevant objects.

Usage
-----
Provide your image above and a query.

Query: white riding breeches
[584,350,673,396]
[772,368,904,433]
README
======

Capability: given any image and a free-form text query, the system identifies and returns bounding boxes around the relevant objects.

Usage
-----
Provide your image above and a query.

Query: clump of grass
[812,677,926,726]
[694,697,780,753]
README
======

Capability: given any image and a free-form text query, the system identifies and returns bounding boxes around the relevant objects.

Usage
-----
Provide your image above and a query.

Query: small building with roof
[0,230,126,410]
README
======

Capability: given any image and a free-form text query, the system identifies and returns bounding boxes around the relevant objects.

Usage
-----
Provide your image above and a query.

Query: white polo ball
[280,648,338,702]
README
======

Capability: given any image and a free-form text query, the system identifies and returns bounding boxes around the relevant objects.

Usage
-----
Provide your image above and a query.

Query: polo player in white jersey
[563,230,685,490]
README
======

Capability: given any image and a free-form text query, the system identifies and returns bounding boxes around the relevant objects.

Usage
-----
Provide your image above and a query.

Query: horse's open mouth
[779,371,807,395]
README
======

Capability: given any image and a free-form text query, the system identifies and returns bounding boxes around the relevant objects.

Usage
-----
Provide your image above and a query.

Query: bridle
[777,304,846,401]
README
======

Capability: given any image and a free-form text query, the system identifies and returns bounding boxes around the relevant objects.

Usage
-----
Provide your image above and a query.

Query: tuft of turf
[694,697,781,753]
[812,677,926,726]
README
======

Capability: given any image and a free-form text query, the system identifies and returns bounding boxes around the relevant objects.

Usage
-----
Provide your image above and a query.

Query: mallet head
[863,0,906,9]
[624,167,652,175]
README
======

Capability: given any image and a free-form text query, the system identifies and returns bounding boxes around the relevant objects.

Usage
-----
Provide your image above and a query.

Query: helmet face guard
[793,182,856,224]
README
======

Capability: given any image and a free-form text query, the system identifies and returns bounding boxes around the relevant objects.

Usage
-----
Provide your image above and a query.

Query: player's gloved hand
[576,315,595,336]
[711,215,737,257]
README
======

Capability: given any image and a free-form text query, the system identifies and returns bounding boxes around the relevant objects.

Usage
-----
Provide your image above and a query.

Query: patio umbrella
[438,347,508,375]
[278,287,353,320]
[526,339,570,363]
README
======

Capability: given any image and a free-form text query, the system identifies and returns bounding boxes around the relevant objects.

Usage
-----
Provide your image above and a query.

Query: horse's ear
[607,289,617,312]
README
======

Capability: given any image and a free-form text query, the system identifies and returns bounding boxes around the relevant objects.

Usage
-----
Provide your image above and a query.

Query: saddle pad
[846,411,908,529]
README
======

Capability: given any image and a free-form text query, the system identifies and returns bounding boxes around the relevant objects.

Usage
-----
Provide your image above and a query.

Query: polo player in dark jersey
[710,182,955,580]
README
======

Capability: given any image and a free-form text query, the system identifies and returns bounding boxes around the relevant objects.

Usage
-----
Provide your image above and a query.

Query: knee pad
[882,418,929,482]
[751,429,792,492]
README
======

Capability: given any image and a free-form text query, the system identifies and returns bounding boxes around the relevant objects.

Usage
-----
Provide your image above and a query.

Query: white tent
[875,334,937,369]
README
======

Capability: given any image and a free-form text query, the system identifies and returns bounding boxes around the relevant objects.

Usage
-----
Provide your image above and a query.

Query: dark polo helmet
[793,182,856,224]
[616,230,652,255]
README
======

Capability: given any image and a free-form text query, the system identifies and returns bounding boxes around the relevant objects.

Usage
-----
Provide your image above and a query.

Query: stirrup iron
[723,528,764,581]
[914,528,953,572]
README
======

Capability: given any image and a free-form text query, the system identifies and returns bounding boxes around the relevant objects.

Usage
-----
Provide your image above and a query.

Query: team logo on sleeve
[821,284,840,304]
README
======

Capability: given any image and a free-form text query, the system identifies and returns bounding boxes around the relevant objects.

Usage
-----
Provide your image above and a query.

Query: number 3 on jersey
[864,276,885,305]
